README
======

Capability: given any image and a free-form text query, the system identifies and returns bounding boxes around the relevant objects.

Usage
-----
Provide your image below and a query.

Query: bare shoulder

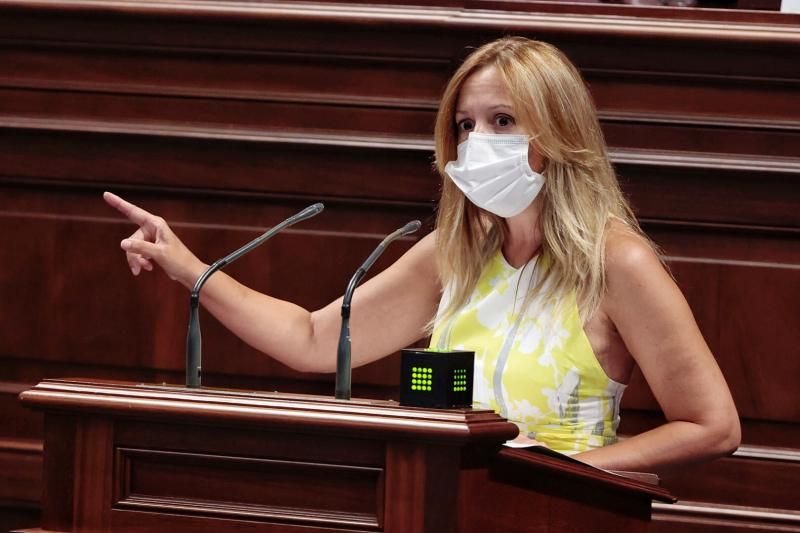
[603,222,669,295]
[605,223,661,272]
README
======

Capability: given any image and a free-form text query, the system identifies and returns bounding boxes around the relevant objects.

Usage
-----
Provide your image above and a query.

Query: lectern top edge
[20,378,520,445]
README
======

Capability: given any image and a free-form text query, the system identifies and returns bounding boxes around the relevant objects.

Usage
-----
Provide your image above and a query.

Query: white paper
[782,0,800,13]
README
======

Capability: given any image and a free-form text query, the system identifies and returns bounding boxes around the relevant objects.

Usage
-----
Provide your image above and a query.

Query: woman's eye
[457,119,475,132]
[496,115,514,127]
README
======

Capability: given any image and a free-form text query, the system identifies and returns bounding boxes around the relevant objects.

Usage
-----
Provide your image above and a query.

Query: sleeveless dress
[429,251,626,454]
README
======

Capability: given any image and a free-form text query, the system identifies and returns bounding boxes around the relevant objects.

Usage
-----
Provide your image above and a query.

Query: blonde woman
[104,37,740,472]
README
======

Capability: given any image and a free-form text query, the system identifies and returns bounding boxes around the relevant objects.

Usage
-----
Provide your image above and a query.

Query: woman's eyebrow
[455,104,514,115]
[455,104,512,116]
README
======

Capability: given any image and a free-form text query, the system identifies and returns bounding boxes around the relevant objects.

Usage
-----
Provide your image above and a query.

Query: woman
[104,37,740,472]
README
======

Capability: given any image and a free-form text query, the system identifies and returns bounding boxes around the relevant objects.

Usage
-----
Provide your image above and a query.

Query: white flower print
[508,398,544,423]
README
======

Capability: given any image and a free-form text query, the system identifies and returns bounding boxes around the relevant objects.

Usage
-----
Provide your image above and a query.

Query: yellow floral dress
[430,252,625,454]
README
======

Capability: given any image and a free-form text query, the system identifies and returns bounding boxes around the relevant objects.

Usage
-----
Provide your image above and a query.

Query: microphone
[186,202,325,388]
[335,220,422,400]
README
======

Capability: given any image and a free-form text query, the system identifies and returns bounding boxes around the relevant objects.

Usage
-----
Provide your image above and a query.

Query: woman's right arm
[104,192,442,373]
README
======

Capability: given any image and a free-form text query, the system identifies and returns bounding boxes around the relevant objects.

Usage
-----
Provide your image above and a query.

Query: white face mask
[444,132,545,218]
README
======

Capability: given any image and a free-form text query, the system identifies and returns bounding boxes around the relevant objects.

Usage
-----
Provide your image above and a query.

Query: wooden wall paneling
[616,160,800,227]
[0,188,432,376]
[0,43,445,137]
[0,437,42,502]
[618,410,800,450]
[645,221,800,264]
[601,114,800,159]
[658,447,800,510]
[619,222,800,421]
[0,181,432,401]
[0,182,436,235]
[566,37,800,83]
[0,44,449,103]
[0,6,469,62]
[0,129,440,201]
[0,382,43,440]
[0,504,40,533]
[590,74,800,124]
[2,0,796,77]
[0,88,439,137]
[0,382,42,530]
[620,216,800,531]
[629,258,800,421]
[715,263,800,421]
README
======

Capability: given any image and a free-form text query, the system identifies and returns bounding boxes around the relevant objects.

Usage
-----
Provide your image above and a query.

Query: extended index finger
[103,191,158,230]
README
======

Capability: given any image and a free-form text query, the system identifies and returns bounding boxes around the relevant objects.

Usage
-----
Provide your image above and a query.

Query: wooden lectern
[20,379,674,532]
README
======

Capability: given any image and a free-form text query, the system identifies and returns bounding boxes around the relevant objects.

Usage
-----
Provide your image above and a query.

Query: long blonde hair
[434,37,646,324]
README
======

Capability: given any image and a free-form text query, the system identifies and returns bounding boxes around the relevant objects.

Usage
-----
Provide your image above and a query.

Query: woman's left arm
[574,232,740,472]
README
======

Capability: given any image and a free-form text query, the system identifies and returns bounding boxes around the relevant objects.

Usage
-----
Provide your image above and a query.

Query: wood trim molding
[609,148,800,175]
[2,1,800,45]
[467,0,800,24]
[116,496,382,529]
[0,209,423,243]
[653,501,800,528]
[733,444,800,463]
[640,218,800,236]
[663,256,800,271]
[19,379,520,445]
[0,116,434,151]
[586,68,800,88]
[0,437,43,455]
[599,110,800,134]
[0,79,442,111]
[0,38,453,66]
[2,116,797,178]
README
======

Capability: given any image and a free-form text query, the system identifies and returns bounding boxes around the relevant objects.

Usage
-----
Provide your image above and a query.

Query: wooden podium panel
[20,379,673,532]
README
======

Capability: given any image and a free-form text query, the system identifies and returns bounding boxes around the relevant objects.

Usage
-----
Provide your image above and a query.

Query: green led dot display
[451,368,469,392]
[411,366,435,392]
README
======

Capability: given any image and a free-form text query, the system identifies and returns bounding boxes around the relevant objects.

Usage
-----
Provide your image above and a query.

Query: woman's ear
[530,150,546,174]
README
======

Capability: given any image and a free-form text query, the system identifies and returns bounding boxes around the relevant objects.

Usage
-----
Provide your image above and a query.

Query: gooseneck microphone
[335,220,422,400]
[186,203,325,388]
